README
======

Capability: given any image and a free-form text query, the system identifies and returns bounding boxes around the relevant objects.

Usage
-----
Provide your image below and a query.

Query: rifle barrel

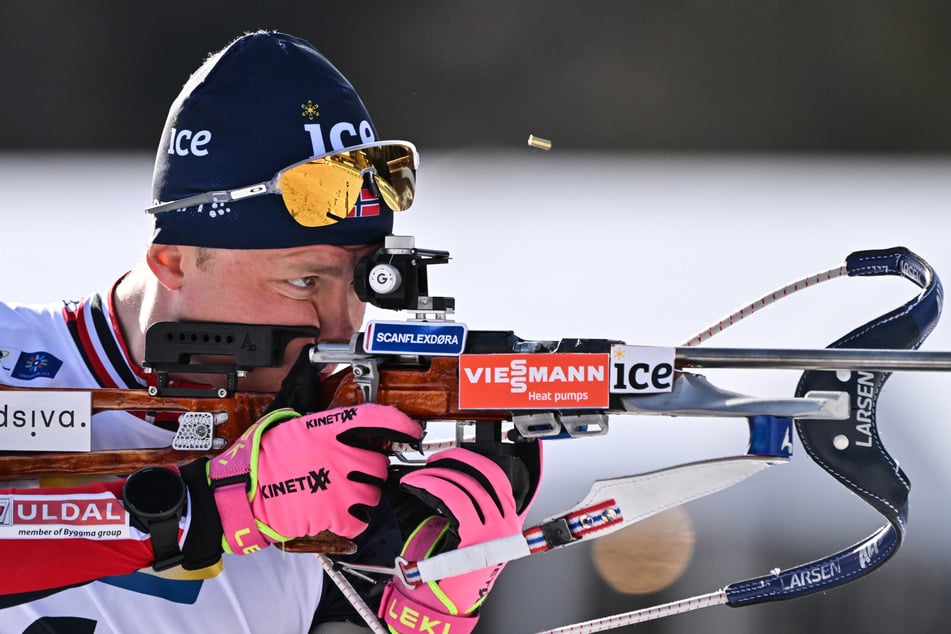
[675,348,951,372]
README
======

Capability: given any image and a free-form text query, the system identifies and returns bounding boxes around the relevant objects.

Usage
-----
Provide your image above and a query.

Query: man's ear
[146,244,186,290]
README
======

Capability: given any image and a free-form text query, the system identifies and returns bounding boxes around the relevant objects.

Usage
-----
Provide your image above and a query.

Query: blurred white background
[2,151,950,632]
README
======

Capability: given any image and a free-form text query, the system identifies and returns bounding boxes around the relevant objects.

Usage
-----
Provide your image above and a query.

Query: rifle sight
[354,235,455,317]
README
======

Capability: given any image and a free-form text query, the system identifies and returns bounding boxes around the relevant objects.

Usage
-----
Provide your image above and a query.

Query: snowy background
[2,151,950,632]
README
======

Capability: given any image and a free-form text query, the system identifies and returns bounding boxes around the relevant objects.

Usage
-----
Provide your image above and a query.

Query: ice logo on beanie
[165,107,375,160]
[304,121,375,157]
[168,127,212,157]
[164,98,376,161]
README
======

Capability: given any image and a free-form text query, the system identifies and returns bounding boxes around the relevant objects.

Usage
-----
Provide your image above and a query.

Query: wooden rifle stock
[0,386,273,479]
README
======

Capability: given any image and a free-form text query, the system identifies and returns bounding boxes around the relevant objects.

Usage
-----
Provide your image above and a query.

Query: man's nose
[313,283,359,342]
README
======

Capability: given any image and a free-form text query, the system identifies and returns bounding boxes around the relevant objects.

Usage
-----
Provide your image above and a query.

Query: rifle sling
[725,246,942,606]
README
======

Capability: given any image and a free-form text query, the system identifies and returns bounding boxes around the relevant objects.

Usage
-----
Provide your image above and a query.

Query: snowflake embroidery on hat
[301,100,319,120]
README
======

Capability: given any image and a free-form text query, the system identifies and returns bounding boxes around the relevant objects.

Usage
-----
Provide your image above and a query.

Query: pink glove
[208,404,422,555]
[380,445,543,634]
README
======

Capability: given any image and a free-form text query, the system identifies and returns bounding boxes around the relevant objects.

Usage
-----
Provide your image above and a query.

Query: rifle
[2,237,949,632]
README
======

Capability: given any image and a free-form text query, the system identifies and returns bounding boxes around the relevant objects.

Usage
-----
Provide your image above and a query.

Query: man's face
[168,242,379,393]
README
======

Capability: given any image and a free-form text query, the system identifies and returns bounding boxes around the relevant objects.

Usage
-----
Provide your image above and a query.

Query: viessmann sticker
[458,353,610,409]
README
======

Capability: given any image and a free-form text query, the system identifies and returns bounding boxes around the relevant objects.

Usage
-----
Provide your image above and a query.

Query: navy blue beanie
[150,31,395,248]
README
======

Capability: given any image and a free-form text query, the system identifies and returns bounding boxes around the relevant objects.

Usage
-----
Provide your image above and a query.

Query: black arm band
[179,458,225,570]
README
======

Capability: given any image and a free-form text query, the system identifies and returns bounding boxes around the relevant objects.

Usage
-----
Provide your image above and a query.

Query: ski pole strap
[725,246,942,606]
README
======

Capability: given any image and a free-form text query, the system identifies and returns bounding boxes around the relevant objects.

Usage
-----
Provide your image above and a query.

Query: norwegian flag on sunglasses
[347,187,380,218]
